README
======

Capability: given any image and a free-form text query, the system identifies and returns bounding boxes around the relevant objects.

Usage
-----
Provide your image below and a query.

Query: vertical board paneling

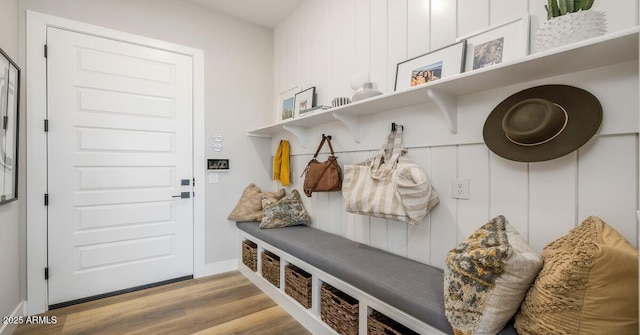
[458,0,489,38]
[307,0,321,94]
[317,0,331,106]
[407,0,430,57]
[429,146,458,268]
[297,2,311,89]
[456,144,490,242]
[270,0,639,270]
[340,0,357,97]
[430,0,457,49]
[489,153,530,240]
[328,0,343,99]
[407,147,432,263]
[370,217,389,251]
[529,153,578,252]
[354,0,372,75]
[370,0,389,93]
[592,0,638,33]
[387,0,408,91]
[578,135,639,247]
[489,0,528,25]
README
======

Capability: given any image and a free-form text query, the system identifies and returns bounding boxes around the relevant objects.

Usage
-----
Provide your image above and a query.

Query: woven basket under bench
[261,250,280,288]
[241,240,258,272]
[368,310,419,335]
[321,283,359,335]
[285,264,312,309]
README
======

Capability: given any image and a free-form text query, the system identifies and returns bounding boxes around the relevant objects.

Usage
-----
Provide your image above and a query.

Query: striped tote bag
[342,126,438,224]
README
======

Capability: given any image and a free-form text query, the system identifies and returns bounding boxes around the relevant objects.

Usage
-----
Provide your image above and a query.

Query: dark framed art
[0,47,20,205]
[294,86,316,117]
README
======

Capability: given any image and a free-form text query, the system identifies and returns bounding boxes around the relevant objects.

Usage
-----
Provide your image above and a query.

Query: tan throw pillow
[260,189,311,229]
[227,183,285,222]
[515,216,639,335]
[444,215,542,335]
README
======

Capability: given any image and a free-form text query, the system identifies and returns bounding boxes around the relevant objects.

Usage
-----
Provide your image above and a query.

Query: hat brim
[483,85,602,162]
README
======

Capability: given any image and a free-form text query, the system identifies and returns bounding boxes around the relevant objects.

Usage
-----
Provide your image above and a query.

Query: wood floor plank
[13,271,310,335]
[192,306,312,335]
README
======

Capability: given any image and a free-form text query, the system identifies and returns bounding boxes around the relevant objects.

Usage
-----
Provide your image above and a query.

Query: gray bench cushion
[237,222,517,335]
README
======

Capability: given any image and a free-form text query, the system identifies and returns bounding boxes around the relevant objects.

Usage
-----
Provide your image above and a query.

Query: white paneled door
[46,27,194,306]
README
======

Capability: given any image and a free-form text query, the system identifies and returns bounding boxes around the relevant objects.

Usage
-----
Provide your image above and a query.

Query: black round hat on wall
[483,85,602,162]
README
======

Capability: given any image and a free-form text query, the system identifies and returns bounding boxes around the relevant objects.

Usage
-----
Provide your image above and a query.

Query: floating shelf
[248,27,639,147]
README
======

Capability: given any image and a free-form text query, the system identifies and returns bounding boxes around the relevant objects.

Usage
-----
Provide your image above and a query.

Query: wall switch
[452,178,470,199]
[208,172,219,184]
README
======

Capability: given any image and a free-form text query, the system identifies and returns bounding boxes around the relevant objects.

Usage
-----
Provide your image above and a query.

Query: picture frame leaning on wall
[394,40,466,91]
[458,16,530,72]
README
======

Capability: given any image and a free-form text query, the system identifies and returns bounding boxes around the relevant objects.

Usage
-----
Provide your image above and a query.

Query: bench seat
[236,222,517,334]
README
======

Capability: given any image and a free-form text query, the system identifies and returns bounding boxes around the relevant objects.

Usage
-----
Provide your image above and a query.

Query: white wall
[18,0,274,268]
[271,0,640,269]
[0,0,23,333]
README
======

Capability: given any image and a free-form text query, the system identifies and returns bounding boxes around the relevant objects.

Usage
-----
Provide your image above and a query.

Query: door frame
[25,10,206,315]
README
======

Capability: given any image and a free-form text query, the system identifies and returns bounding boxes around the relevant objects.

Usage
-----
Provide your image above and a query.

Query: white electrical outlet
[452,178,470,199]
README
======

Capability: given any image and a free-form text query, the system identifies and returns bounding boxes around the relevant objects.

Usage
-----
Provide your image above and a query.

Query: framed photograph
[278,86,299,122]
[294,86,316,117]
[458,16,530,72]
[0,47,20,205]
[394,40,466,91]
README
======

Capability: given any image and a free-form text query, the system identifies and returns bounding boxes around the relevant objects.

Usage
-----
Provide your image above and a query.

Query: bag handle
[370,125,407,179]
[313,134,336,159]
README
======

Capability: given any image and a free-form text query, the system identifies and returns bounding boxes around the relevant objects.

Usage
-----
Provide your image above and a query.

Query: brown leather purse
[302,135,342,197]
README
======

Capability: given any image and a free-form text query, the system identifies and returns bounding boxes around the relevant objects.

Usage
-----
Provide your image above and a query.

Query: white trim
[238,231,447,335]
[0,301,25,335]
[26,10,206,315]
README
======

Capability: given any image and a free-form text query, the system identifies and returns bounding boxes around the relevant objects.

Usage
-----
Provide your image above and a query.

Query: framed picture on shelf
[394,40,466,91]
[278,86,299,122]
[458,16,529,72]
[0,47,20,205]
[294,86,316,117]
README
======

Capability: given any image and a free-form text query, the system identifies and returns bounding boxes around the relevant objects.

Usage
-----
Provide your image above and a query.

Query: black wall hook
[391,123,404,131]
[322,134,332,140]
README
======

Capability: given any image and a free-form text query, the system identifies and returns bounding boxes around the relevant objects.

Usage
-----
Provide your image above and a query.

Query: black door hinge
[44,119,49,132]
[44,267,49,280]
[44,45,47,58]
[44,194,49,206]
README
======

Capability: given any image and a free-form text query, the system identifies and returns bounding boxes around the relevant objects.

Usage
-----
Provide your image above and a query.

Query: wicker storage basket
[285,264,312,309]
[367,310,419,335]
[261,250,280,288]
[321,283,359,335]
[241,240,258,272]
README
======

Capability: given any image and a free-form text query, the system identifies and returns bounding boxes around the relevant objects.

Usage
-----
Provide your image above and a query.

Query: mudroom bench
[236,222,517,334]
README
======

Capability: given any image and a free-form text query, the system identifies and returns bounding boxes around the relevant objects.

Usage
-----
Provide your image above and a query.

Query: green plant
[545,0,595,19]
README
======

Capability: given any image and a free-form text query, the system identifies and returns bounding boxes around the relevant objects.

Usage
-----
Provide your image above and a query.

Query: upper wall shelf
[248,27,639,147]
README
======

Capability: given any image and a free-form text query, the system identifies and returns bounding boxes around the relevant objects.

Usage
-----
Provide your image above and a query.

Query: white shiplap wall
[270,0,640,269]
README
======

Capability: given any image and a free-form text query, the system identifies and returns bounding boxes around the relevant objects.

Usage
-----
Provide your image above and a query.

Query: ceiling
[184,0,306,28]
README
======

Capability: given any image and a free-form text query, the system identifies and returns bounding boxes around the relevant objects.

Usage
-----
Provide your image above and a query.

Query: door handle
[172,192,191,199]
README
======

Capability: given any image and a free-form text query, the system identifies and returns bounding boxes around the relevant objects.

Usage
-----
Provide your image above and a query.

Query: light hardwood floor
[13,271,311,335]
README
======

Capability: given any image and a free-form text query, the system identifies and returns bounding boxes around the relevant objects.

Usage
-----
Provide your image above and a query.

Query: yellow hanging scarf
[273,140,290,186]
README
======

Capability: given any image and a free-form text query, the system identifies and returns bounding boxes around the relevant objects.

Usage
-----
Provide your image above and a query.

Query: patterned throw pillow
[515,216,639,335]
[227,183,285,221]
[260,189,312,229]
[444,215,542,335]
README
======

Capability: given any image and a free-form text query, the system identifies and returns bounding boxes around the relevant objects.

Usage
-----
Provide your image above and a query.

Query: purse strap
[313,135,336,158]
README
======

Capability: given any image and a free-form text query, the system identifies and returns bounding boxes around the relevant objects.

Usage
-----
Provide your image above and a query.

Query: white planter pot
[534,10,607,53]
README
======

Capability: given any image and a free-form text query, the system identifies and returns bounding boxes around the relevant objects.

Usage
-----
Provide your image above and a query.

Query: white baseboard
[0,301,25,335]
[202,259,238,277]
